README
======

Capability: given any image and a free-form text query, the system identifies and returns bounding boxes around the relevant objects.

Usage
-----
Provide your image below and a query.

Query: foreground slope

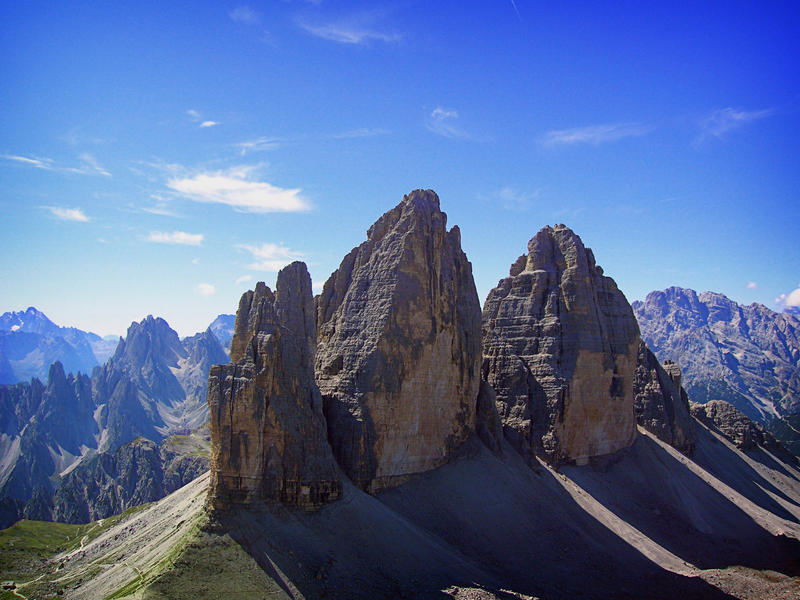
[28,417,800,600]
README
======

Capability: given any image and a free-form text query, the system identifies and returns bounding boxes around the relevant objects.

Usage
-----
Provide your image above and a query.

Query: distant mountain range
[633,287,800,455]
[0,310,230,528]
[0,307,117,384]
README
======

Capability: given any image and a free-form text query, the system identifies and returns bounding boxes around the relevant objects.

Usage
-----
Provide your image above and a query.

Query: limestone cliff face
[481,225,640,465]
[315,190,482,492]
[633,342,695,454]
[691,400,783,452]
[208,262,341,510]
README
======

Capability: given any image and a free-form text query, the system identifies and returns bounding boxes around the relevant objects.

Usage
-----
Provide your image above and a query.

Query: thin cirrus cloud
[146,230,204,246]
[426,107,470,140]
[298,12,401,45]
[541,122,653,146]
[200,121,219,128]
[229,6,261,25]
[167,166,310,213]
[776,286,800,308]
[695,106,774,144]
[235,274,253,285]
[2,153,111,176]
[238,242,304,272]
[46,206,90,222]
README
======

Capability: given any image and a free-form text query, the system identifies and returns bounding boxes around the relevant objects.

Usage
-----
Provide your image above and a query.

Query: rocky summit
[315,189,482,492]
[208,262,341,510]
[482,224,641,465]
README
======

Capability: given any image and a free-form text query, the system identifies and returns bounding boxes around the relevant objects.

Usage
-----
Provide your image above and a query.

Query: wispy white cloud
[298,12,400,45]
[200,120,219,128]
[142,205,179,217]
[489,187,540,212]
[236,137,284,155]
[747,281,758,289]
[146,230,204,246]
[238,242,304,272]
[426,106,471,140]
[695,106,774,144]
[237,128,388,155]
[235,274,252,285]
[3,153,111,176]
[230,6,260,25]
[168,166,310,213]
[542,122,652,146]
[195,283,216,296]
[186,109,219,129]
[46,206,90,222]
[328,127,389,140]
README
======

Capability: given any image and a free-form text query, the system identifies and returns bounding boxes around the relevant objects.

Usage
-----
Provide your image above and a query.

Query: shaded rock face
[482,225,640,465]
[315,190,482,492]
[208,262,341,510]
[633,342,695,454]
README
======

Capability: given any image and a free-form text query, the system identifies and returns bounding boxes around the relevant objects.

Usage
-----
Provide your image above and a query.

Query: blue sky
[2,1,799,337]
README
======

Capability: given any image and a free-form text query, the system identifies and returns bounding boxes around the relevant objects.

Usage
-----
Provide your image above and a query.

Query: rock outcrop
[481,224,640,465]
[633,287,800,455]
[691,400,784,453]
[633,342,695,454]
[315,190,482,492]
[208,262,341,510]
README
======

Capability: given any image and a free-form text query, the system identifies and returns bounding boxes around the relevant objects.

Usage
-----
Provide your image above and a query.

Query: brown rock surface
[633,342,696,454]
[481,224,640,465]
[208,262,340,510]
[315,189,482,492]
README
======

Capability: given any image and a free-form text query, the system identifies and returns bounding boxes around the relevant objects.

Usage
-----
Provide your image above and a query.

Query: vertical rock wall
[481,225,640,465]
[315,190,482,492]
[208,262,340,510]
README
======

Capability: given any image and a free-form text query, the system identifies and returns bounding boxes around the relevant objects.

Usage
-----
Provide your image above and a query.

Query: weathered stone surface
[481,224,640,465]
[208,262,341,510]
[315,189,482,492]
[633,342,696,454]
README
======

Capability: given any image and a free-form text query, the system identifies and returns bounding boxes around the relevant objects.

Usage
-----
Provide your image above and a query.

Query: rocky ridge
[633,287,800,455]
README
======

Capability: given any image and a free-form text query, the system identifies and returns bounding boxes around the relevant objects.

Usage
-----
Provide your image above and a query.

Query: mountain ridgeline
[8,189,800,600]
[0,315,227,528]
[633,287,800,455]
[207,190,703,512]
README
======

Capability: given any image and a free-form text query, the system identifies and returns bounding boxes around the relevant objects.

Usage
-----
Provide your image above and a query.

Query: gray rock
[633,287,800,455]
[633,342,695,454]
[315,190,483,492]
[208,262,341,510]
[481,224,640,466]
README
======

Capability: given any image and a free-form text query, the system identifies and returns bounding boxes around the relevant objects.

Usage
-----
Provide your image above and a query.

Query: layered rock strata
[482,225,640,465]
[208,262,341,510]
[633,342,695,454]
[315,190,482,492]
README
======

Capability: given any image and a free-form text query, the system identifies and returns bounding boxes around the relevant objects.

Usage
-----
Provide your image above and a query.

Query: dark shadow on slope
[562,433,800,574]
[216,439,735,600]
[689,424,800,517]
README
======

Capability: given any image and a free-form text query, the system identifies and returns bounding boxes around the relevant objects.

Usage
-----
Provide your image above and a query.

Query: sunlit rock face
[208,262,341,511]
[482,224,640,466]
[315,190,482,493]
